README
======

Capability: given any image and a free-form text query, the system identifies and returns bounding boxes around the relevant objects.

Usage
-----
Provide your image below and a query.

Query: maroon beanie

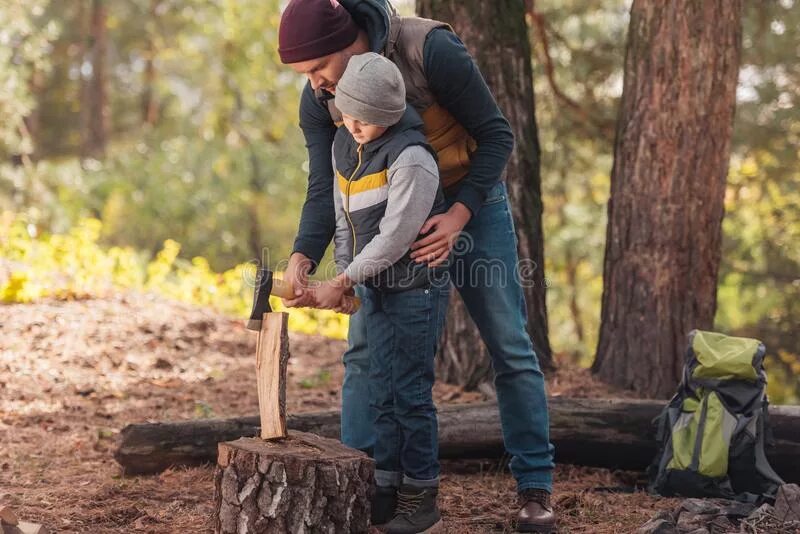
[278,0,360,64]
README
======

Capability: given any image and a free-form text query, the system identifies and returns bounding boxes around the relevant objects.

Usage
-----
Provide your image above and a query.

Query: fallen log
[115,398,800,482]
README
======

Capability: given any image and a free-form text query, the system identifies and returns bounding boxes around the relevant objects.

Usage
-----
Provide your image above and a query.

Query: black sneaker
[384,485,442,534]
[371,485,398,526]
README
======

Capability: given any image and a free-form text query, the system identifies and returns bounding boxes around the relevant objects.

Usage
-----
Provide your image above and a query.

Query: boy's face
[288,51,349,94]
[342,114,388,144]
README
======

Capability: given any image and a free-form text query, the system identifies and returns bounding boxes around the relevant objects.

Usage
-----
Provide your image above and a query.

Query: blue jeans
[341,182,555,493]
[361,283,449,486]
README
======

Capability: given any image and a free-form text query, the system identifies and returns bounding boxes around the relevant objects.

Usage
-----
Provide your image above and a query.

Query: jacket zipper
[344,144,363,259]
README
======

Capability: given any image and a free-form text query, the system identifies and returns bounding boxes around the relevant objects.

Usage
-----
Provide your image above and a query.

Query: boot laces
[520,488,551,509]
[395,490,425,516]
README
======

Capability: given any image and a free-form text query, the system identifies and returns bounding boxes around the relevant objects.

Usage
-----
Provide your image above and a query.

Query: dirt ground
[0,293,680,533]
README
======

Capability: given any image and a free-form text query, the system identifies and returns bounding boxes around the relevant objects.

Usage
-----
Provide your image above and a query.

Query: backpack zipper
[344,144,363,259]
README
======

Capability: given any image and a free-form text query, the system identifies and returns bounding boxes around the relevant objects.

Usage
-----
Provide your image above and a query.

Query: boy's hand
[410,203,472,267]
[314,279,348,310]
[282,252,315,307]
[315,274,357,314]
[333,287,358,315]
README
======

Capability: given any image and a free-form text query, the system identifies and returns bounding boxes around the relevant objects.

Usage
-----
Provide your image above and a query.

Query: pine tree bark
[416,0,552,387]
[592,0,744,398]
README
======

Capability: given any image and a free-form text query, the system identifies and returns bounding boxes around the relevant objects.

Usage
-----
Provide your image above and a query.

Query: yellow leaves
[1,272,34,303]
[0,213,349,340]
[279,298,348,341]
[146,239,181,289]
[776,350,800,374]
[739,156,759,178]
[212,155,230,177]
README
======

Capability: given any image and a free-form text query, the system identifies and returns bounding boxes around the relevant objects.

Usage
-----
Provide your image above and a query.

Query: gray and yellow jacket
[333,108,446,291]
[294,0,514,271]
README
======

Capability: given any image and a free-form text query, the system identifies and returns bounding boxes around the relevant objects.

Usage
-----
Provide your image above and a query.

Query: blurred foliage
[718,0,800,403]
[0,0,57,158]
[0,0,796,401]
[530,0,628,369]
[298,369,333,390]
[1,0,309,269]
[0,212,348,339]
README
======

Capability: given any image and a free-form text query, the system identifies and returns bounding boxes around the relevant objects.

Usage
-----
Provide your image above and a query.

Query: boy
[314,52,449,533]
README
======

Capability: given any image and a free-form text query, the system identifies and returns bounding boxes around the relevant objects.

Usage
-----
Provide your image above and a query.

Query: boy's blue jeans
[341,182,555,493]
[361,282,449,486]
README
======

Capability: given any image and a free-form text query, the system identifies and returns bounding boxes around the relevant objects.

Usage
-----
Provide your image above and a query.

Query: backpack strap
[753,400,785,490]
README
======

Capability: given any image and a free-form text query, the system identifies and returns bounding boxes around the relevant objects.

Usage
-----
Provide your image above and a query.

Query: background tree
[592,0,745,397]
[416,0,552,389]
[140,0,161,126]
[82,0,109,159]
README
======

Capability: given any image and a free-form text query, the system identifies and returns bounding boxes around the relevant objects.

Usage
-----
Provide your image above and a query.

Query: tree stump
[213,431,374,534]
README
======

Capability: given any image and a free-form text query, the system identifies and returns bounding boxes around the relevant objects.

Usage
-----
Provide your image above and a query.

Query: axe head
[246,267,273,331]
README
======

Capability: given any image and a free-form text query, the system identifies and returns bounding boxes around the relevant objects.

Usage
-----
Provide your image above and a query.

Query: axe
[246,267,360,330]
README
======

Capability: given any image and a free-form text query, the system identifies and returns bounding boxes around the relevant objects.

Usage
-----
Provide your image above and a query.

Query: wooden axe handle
[272,278,361,312]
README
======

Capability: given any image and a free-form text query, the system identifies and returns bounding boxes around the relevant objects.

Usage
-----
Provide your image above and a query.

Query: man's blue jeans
[341,182,555,493]
[361,283,449,487]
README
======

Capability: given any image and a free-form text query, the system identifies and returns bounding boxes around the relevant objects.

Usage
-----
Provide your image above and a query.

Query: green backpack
[648,330,785,502]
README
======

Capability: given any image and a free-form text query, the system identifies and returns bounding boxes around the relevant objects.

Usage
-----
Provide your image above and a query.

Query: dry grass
[0,293,677,533]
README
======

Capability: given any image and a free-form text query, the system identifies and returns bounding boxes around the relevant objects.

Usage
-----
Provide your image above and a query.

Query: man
[277,1,556,531]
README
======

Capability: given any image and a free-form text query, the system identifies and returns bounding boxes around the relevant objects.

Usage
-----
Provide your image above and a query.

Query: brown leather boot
[515,489,557,533]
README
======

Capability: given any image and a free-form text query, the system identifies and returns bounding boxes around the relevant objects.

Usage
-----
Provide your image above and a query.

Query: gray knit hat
[335,52,406,127]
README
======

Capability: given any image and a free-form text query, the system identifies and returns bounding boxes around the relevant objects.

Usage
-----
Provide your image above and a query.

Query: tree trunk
[416,0,552,388]
[214,432,373,534]
[141,0,160,126]
[82,0,109,159]
[117,401,800,482]
[592,0,744,398]
[21,69,45,163]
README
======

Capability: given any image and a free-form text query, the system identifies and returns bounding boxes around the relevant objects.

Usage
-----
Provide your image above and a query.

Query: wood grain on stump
[213,431,374,534]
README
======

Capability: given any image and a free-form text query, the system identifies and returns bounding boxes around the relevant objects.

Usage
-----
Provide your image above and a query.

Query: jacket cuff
[343,263,364,285]
[454,183,486,217]
[291,240,324,275]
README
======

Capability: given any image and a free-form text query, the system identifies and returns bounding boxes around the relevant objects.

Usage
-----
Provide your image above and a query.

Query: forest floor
[0,292,681,533]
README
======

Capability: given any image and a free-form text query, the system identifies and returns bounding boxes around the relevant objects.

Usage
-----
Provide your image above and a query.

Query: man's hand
[410,202,472,267]
[281,252,316,308]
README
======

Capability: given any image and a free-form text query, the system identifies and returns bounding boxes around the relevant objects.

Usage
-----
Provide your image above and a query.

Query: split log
[214,431,373,534]
[255,313,289,439]
[115,398,800,482]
